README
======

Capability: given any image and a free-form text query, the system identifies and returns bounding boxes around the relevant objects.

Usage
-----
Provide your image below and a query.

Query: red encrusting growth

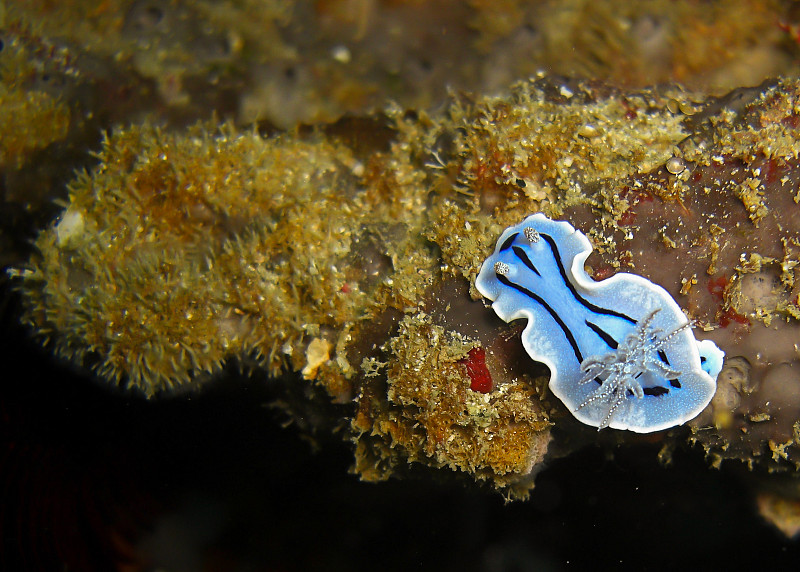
[618,208,637,227]
[707,275,728,302]
[592,266,616,281]
[706,276,751,327]
[462,347,493,393]
[617,187,654,227]
[718,307,751,328]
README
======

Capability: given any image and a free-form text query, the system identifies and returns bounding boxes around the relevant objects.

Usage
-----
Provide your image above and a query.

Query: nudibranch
[476,214,723,433]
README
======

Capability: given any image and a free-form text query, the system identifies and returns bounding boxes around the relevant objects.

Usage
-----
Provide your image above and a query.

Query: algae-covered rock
[12,76,800,495]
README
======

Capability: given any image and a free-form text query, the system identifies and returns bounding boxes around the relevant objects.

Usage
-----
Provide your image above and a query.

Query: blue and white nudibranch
[476,214,724,433]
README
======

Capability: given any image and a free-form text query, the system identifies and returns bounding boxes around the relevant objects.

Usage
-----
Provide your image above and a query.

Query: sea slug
[476,214,724,433]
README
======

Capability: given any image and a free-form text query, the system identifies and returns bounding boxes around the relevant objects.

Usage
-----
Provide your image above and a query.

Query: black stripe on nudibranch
[495,272,584,364]
[643,386,669,396]
[584,320,618,349]
[658,350,681,387]
[539,233,637,324]
[499,233,519,252]
[512,246,541,277]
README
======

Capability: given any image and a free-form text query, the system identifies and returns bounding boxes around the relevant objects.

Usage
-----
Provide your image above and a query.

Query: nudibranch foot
[475,213,723,433]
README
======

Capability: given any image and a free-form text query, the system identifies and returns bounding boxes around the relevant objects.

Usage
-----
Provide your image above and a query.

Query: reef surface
[11,75,800,499]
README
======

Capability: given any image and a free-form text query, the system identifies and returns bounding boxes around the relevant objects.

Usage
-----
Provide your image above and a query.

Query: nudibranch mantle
[475,214,723,433]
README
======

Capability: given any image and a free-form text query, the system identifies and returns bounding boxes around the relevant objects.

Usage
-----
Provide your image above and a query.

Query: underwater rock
[13,76,800,494]
[7,0,797,130]
[757,480,800,539]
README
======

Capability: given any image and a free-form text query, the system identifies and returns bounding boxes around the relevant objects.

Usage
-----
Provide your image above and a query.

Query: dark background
[1,282,798,571]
